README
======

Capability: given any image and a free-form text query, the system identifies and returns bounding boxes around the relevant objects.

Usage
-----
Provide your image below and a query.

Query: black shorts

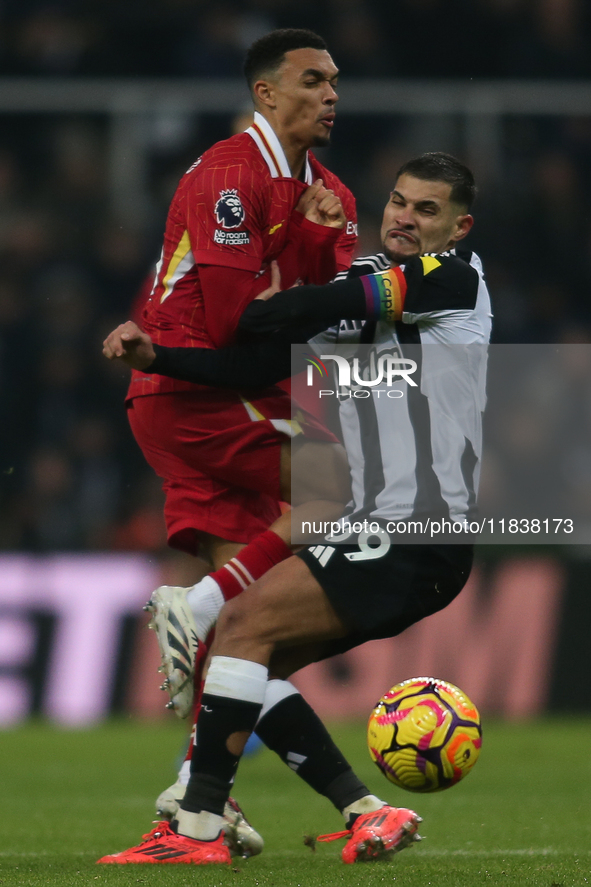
[297,540,473,659]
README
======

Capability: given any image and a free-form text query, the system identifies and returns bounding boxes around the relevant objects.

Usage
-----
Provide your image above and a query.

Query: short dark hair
[244,29,328,91]
[396,152,476,210]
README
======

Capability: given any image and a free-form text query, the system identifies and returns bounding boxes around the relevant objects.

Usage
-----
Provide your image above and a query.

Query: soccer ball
[367,677,482,793]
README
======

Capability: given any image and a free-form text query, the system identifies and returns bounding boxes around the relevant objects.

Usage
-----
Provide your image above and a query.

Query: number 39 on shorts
[344,528,391,562]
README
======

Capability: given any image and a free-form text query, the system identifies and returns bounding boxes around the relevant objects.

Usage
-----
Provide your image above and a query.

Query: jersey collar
[246,111,313,183]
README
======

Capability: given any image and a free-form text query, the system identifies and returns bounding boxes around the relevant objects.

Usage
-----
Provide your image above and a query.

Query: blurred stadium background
[2,0,591,728]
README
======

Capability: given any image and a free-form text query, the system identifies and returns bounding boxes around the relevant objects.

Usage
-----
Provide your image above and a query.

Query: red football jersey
[127,112,357,399]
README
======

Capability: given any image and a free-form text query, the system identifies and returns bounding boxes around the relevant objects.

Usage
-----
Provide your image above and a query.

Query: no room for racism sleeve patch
[213,189,250,245]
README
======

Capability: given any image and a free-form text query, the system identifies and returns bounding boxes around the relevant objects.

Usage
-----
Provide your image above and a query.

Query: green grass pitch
[1,717,590,886]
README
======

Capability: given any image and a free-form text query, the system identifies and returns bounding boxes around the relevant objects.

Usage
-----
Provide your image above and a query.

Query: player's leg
[170,557,420,863]
[99,540,474,863]
[282,435,351,508]
[255,677,384,820]
[150,517,322,823]
[211,554,349,659]
[133,390,349,669]
[190,436,351,615]
[153,432,350,650]
[171,542,473,862]
[174,558,346,841]
[147,432,349,718]
[199,533,245,571]
[128,400,344,849]
[127,393,277,853]
[147,435,350,828]
[129,392,283,709]
[280,436,351,507]
[146,517,292,852]
[128,393,372,854]
[129,424,294,841]
[99,559,404,867]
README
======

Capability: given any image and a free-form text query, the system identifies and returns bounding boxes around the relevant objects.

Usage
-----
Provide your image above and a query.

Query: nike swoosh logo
[268,222,283,235]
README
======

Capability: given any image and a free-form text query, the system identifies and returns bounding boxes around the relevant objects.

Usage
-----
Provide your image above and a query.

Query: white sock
[175,658,268,838]
[186,575,224,642]
[176,662,269,787]
[178,759,191,787]
[204,655,268,702]
[342,794,385,822]
[175,808,224,841]
[257,678,300,723]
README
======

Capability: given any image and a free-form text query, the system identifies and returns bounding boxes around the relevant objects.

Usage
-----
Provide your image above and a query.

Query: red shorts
[127,387,334,554]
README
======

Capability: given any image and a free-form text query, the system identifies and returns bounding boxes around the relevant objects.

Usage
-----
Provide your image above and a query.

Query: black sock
[182,692,262,816]
[255,693,370,812]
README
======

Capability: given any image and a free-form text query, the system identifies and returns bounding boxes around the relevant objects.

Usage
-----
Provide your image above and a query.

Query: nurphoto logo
[306,351,417,399]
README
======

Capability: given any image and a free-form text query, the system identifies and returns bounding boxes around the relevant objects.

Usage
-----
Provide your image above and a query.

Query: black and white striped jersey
[309,249,492,527]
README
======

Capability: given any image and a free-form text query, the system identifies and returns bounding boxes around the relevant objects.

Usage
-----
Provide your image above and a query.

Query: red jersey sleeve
[307,158,358,274]
[333,186,358,272]
[198,223,339,347]
[199,264,274,348]
[285,212,342,285]
[274,181,358,286]
[189,161,267,273]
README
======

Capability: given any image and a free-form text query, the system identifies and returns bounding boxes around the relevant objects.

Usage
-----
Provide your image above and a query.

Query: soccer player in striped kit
[101,154,491,865]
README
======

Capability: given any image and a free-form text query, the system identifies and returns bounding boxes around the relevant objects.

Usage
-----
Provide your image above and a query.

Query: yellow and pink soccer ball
[367,677,482,793]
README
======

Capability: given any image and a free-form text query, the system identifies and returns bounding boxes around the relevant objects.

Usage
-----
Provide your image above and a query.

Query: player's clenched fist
[297,178,346,229]
[102,320,156,370]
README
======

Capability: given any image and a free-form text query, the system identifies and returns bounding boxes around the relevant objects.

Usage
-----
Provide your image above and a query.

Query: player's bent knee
[215,585,283,649]
[290,440,351,506]
[215,593,262,643]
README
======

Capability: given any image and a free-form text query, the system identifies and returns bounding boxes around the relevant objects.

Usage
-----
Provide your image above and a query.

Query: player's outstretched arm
[100,308,296,388]
[238,267,399,334]
[100,265,317,388]
[102,256,479,387]
[103,321,156,369]
[144,338,294,388]
[102,327,293,388]
[239,254,479,334]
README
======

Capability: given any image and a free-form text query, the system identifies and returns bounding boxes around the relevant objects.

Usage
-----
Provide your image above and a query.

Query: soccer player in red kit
[118,29,357,855]
[127,28,356,569]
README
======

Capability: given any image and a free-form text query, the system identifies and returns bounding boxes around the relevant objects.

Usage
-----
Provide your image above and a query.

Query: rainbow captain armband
[360,267,407,323]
